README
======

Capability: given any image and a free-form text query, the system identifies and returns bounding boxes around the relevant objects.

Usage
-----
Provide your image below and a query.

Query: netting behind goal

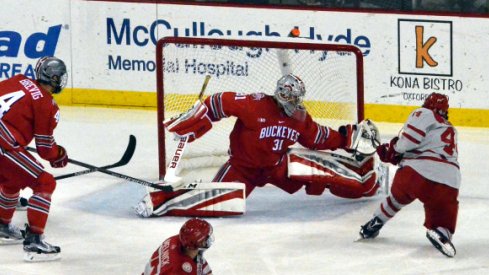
[156,37,364,181]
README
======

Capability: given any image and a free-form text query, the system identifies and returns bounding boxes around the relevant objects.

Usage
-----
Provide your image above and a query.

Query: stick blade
[105,134,137,169]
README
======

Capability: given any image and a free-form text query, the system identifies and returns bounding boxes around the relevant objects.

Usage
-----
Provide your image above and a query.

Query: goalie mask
[274,74,306,119]
[35,56,68,94]
[423,92,449,119]
[179,218,214,251]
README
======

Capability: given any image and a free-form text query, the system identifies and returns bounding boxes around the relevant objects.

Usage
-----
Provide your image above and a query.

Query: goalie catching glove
[164,101,212,142]
[339,119,381,156]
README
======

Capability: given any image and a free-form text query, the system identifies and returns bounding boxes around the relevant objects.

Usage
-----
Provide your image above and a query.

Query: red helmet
[423,92,449,119]
[179,218,213,250]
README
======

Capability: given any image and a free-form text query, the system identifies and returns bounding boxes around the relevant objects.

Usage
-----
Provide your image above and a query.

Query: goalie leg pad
[288,149,378,198]
[147,183,246,217]
[328,172,378,199]
[134,189,189,218]
[213,162,257,197]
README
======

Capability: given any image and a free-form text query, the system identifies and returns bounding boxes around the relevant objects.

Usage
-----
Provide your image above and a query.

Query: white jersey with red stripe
[394,107,461,189]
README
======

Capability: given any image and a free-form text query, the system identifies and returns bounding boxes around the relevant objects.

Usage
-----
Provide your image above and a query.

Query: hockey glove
[50,145,68,168]
[164,102,212,142]
[376,137,402,165]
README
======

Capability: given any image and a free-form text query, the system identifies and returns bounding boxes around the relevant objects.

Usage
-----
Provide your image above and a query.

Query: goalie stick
[54,134,136,180]
[162,75,211,187]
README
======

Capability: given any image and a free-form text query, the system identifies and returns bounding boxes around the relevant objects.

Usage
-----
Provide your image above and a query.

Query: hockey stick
[54,135,136,180]
[162,75,211,186]
[60,158,173,191]
[198,75,211,101]
[57,154,220,192]
[26,145,174,192]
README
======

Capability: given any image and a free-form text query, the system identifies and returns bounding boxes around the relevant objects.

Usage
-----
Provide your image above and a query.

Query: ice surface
[1,106,488,275]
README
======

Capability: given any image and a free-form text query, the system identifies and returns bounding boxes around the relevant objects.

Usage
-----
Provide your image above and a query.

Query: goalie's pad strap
[152,182,245,217]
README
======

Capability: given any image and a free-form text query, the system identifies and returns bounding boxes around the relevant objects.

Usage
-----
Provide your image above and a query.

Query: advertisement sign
[0,0,71,81]
[1,0,488,125]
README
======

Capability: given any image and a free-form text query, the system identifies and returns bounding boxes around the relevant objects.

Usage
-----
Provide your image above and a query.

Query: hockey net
[156,37,364,181]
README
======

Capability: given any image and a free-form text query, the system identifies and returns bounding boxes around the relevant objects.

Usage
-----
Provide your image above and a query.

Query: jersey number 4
[0,91,25,119]
[440,127,457,155]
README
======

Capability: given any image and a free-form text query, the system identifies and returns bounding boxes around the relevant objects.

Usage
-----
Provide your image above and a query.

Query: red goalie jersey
[204,92,346,168]
[0,74,61,160]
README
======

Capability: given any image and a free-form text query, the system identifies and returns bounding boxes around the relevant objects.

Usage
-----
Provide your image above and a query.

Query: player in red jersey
[0,56,68,261]
[359,92,460,257]
[136,74,381,217]
[143,218,214,275]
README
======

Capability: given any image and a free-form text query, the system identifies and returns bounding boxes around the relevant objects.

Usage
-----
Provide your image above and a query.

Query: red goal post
[156,37,364,181]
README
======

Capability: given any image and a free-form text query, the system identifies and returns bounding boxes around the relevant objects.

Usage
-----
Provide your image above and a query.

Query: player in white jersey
[358,92,460,258]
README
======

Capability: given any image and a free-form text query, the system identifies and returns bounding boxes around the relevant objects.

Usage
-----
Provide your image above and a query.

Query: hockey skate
[23,225,61,262]
[359,216,384,239]
[426,228,456,257]
[0,222,24,245]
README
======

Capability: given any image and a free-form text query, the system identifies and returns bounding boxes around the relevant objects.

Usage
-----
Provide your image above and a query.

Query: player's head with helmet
[179,218,214,251]
[423,92,449,119]
[35,56,68,94]
[275,74,306,120]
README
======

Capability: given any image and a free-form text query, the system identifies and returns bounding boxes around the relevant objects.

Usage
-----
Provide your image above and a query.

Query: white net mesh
[158,38,363,182]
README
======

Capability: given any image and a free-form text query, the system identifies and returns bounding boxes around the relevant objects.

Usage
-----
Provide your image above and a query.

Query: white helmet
[274,74,306,118]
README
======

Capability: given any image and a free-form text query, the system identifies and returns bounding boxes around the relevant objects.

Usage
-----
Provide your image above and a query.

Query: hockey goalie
[136,74,386,218]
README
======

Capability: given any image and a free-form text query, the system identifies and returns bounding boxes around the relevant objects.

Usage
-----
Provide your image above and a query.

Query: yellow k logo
[416,26,438,68]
